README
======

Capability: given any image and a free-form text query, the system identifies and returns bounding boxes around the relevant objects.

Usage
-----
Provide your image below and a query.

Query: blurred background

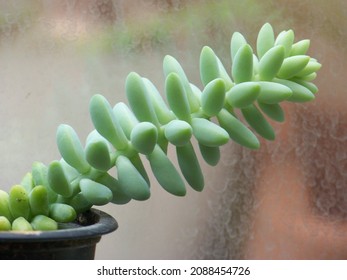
[0,0,346,259]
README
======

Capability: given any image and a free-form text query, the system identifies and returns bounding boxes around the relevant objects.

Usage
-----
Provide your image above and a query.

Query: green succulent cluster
[0,23,321,231]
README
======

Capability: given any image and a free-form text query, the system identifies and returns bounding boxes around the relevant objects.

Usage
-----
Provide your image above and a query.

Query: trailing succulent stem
[0,23,321,231]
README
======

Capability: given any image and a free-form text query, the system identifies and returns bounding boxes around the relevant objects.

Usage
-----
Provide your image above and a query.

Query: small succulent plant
[0,23,321,231]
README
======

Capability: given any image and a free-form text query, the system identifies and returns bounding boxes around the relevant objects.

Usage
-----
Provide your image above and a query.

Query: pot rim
[0,208,118,242]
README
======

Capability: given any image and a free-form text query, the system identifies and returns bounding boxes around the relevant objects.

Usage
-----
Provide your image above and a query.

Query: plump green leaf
[176,142,204,192]
[143,78,176,125]
[125,72,160,126]
[0,216,11,231]
[163,55,200,112]
[274,78,315,102]
[29,185,49,217]
[277,55,310,79]
[258,45,285,81]
[165,73,191,122]
[201,78,226,117]
[241,104,275,140]
[9,185,30,220]
[199,46,221,86]
[147,146,186,196]
[257,81,292,104]
[31,215,58,231]
[232,44,254,83]
[12,217,33,231]
[257,22,275,58]
[230,31,247,61]
[116,155,150,201]
[294,59,322,77]
[96,173,131,205]
[48,160,73,197]
[258,102,285,122]
[49,203,77,223]
[217,109,260,149]
[90,94,129,150]
[56,125,90,173]
[198,144,220,166]
[79,178,113,206]
[164,119,192,146]
[290,39,310,56]
[113,102,139,139]
[0,190,13,222]
[130,122,158,155]
[226,81,260,108]
[85,130,112,171]
[275,29,294,57]
[191,118,229,147]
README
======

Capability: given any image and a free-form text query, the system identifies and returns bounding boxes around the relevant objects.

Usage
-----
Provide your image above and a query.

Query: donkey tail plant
[0,23,321,231]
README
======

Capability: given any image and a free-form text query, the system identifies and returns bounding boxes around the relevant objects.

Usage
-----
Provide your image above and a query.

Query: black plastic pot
[0,208,118,260]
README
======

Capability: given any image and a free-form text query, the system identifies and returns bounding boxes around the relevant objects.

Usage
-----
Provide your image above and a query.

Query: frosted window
[0,0,345,259]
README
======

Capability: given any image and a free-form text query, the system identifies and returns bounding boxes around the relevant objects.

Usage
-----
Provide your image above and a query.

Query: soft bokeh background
[0,0,346,259]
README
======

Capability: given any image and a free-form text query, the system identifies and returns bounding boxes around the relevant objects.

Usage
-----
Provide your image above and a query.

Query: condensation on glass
[0,0,346,259]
